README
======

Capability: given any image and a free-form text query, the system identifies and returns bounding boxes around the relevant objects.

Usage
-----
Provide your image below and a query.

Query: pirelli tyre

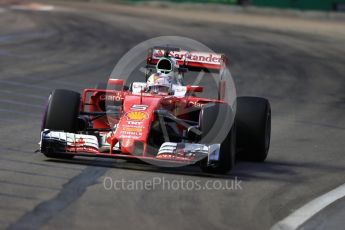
[199,103,236,174]
[235,97,271,162]
[42,89,80,132]
[41,89,81,158]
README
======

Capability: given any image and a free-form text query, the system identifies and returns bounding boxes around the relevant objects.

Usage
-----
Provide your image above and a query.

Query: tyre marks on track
[0,168,68,180]
[0,99,44,109]
[0,9,119,228]
[8,166,107,230]
[0,78,89,120]
[0,79,52,91]
[0,89,47,100]
[0,108,40,118]
[0,179,59,192]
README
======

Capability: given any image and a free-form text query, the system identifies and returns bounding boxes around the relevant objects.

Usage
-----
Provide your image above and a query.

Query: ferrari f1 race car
[40,47,271,174]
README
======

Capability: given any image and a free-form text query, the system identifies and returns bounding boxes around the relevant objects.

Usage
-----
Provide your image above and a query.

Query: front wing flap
[40,130,220,165]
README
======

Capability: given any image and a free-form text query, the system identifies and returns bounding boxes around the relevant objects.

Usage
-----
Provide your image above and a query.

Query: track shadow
[232,159,345,182]
[45,157,236,179]
[44,155,345,181]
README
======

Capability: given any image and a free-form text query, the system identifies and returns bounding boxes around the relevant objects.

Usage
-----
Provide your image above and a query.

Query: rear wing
[146,47,228,72]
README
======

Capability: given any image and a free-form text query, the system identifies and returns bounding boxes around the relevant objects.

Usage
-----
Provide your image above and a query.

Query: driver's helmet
[157,57,174,74]
[156,57,181,85]
[147,72,173,95]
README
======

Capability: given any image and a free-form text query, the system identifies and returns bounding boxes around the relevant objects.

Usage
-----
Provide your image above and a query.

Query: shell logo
[126,111,148,121]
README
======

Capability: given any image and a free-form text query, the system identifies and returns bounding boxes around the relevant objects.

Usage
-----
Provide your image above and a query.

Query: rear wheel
[42,89,81,159]
[199,103,235,174]
[236,97,271,161]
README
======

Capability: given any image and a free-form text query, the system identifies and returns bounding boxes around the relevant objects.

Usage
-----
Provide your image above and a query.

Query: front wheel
[41,89,80,159]
[199,103,236,174]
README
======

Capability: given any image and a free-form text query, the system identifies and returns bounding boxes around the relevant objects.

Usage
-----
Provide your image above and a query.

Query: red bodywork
[75,81,223,163]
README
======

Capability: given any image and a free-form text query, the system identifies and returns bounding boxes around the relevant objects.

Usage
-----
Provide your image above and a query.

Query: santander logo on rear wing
[147,47,228,71]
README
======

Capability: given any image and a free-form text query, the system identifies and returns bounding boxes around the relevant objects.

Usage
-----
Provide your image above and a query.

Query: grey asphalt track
[0,1,345,230]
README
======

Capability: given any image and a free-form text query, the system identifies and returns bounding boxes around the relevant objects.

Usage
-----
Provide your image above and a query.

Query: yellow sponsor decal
[126,111,148,121]
[123,127,143,132]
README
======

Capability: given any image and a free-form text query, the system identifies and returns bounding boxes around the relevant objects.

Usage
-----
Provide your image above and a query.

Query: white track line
[271,183,345,230]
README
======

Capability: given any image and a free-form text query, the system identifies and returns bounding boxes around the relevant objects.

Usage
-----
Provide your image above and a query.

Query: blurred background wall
[249,0,345,11]
[128,0,345,11]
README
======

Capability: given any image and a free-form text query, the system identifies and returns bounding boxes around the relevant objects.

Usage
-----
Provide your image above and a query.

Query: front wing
[40,130,220,165]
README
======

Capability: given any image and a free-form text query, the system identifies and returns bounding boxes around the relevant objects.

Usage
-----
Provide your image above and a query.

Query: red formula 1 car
[40,47,271,174]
